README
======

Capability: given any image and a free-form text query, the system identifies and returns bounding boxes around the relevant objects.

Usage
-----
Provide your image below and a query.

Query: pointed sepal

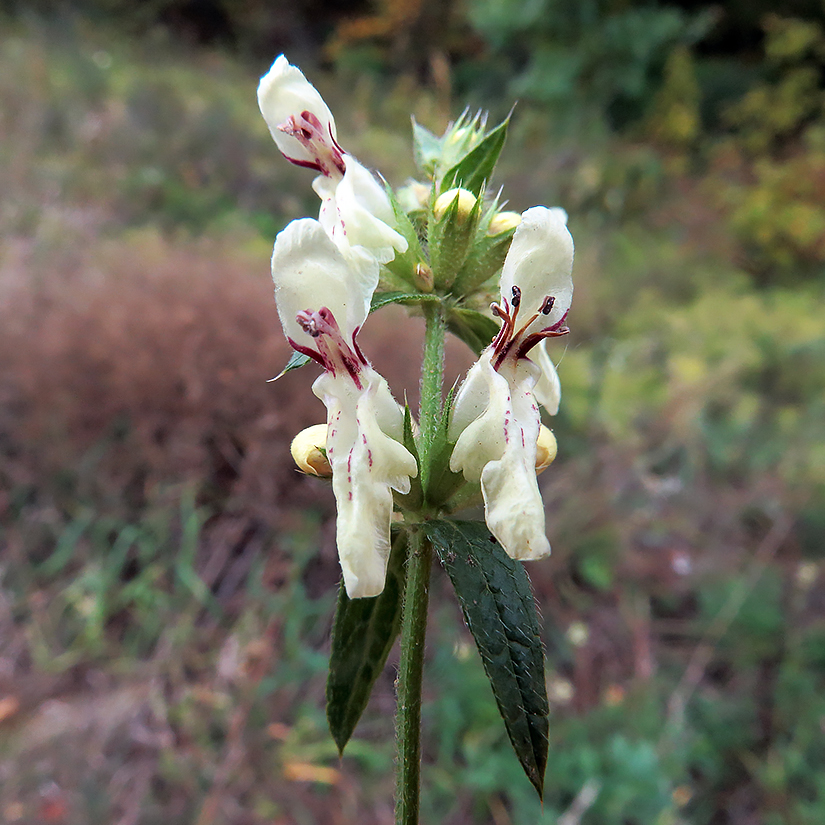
[440,113,511,196]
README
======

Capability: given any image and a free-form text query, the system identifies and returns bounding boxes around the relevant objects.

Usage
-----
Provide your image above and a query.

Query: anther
[296,311,321,337]
[511,285,521,308]
[540,295,555,315]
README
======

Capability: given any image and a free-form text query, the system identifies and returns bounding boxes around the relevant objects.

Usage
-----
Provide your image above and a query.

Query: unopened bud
[535,425,558,475]
[434,188,477,222]
[487,210,521,236]
[397,181,430,213]
[413,262,434,292]
[291,424,332,477]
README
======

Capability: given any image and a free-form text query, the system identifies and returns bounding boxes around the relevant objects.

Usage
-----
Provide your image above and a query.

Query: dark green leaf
[446,307,499,355]
[327,530,408,754]
[425,519,549,798]
[269,350,312,381]
[440,115,511,195]
[370,291,440,313]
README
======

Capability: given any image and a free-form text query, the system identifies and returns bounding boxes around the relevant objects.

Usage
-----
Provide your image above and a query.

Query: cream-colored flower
[449,206,573,560]
[258,56,407,267]
[272,218,417,597]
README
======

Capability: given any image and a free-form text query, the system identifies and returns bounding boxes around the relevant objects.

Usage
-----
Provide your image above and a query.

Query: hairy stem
[395,302,445,825]
[394,526,433,825]
[417,302,446,493]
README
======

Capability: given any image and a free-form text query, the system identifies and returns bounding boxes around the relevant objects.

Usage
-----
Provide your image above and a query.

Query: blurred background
[1,1,824,822]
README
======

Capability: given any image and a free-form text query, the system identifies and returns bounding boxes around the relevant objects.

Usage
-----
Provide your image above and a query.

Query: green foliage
[463,0,713,127]
[426,520,550,798]
[647,45,702,150]
[713,15,825,276]
[326,531,407,754]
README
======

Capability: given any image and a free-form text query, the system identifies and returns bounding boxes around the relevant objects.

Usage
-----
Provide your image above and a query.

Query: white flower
[449,206,573,560]
[258,56,407,267]
[272,218,418,598]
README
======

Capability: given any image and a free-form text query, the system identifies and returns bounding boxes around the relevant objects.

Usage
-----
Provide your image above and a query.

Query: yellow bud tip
[535,425,558,475]
[290,423,332,477]
[487,210,522,236]
[433,187,477,222]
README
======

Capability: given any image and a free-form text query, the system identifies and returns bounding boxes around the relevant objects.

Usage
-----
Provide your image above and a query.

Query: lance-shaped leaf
[326,530,408,754]
[425,519,549,798]
[440,114,511,196]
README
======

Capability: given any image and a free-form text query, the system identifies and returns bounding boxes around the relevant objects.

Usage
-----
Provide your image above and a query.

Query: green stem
[395,301,445,825]
[394,526,433,825]
[417,302,446,493]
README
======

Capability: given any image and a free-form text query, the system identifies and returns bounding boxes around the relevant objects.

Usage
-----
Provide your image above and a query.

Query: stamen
[540,295,555,315]
[491,298,515,356]
[513,311,541,341]
[294,306,366,389]
[296,311,321,337]
[276,111,346,177]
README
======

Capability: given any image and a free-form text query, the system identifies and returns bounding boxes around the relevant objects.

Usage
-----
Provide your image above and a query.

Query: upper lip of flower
[487,205,574,371]
[257,55,343,177]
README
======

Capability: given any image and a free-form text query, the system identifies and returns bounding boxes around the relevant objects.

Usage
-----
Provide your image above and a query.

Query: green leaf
[370,291,440,313]
[326,530,408,754]
[440,114,511,196]
[425,519,549,799]
[445,307,499,354]
[269,350,312,381]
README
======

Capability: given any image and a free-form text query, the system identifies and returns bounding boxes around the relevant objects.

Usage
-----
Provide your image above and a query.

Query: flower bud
[487,210,521,236]
[291,424,332,477]
[535,425,558,475]
[413,262,434,292]
[434,188,477,223]
[396,181,431,213]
